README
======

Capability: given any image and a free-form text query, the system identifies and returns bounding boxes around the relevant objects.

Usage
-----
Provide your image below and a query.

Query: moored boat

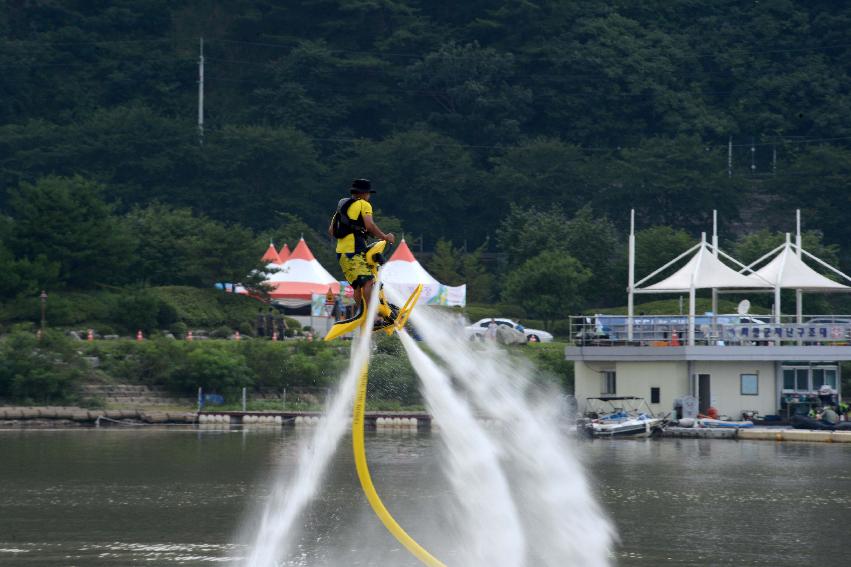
[578,396,666,438]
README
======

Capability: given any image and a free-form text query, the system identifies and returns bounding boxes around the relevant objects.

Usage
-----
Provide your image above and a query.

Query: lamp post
[40,290,48,329]
[39,290,48,337]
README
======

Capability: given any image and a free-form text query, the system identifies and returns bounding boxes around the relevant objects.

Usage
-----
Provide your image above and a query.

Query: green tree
[496,205,571,267]
[564,206,623,306]
[633,226,696,281]
[502,251,591,329]
[488,138,591,212]
[403,41,533,144]
[428,239,463,285]
[6,176,135,288]
[334,130,481,244]
[460,245,493,303]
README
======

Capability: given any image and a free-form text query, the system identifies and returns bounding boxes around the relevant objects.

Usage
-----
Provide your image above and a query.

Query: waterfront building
[566,211,851,421]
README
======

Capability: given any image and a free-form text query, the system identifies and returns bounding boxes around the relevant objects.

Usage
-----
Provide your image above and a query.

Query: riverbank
[4,407,851,443]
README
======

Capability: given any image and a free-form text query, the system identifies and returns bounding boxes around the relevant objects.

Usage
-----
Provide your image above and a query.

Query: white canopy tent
[630,228,773,345]
[382,239,466,307]
[627,209,851,345]
[741,231,851,324]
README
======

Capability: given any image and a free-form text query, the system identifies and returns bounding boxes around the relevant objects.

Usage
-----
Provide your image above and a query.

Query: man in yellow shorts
[328,178,395,318]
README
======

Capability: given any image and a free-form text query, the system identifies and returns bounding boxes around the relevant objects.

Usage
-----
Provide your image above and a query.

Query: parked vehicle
[465,318,553,343]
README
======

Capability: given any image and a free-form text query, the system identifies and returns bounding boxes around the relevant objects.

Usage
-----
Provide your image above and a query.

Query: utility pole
[39,290,47,337]
[727,136,732,177]
[750,137,756,172]
[772,145,777,175]
[198,37,205,145]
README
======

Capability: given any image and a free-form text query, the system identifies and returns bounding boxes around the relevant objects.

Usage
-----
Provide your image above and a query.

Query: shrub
[368,353,420,406]
[169,321,188,338]
[210,325,233,339]
[112,291,161,333]
[0,330,85,404]
[178,345,253,398]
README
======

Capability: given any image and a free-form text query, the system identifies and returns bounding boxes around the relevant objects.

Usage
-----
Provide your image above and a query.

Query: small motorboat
[578,397,666,438]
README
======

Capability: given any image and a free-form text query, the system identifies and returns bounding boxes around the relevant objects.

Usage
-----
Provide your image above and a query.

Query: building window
[740,374,758,395]
[650,387,661,404]
[813,369,838,390]
[783,369,795,390]
[795,368,809,392]
[601,371,616,395]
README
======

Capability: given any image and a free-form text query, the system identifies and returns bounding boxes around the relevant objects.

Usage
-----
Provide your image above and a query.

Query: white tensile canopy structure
[741,227,851,324]
[265,238,340,305]
[630,224,773,345]
[382,239,466,307]
[628,209,851,345]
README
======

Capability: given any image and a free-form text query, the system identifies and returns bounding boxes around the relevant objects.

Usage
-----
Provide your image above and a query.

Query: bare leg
[361,279,375,313]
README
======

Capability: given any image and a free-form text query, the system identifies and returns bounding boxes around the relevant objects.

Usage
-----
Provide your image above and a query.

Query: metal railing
[569,314,851,347]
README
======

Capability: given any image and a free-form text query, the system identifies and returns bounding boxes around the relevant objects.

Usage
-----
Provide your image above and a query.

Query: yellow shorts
[339,253,373,288]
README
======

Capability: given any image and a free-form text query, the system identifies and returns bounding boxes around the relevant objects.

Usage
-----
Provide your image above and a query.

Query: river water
[0,428,848,566]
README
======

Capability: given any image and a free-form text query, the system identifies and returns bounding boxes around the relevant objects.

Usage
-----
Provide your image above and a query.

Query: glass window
[824,369,837,389]
[601,371,616,395]
[783,369,795,390]
[813,369,824,388]
[650,387,661,404]
[796,369,809,391]
[741,374,759,395]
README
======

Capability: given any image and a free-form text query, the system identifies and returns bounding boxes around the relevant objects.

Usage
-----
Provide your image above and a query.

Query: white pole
[796,209,803,324]
[689,233,707,346]
[711,210,719,334]
[628,209,635,341]
[774,234,790,326]
[242,387,247,412]
[198,37,204,145]
[689,284,696,346]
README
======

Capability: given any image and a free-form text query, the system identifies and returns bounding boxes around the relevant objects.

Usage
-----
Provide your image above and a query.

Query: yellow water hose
[352,361,446,567]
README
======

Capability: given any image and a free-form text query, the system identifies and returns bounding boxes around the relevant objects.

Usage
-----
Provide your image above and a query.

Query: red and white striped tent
[261,242,283,271]
[265,238,340,304]
[382,239,466,306]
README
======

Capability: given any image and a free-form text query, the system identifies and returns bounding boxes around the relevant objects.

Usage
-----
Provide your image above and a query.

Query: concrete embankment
[665,426,851,443]
[0,406,197,427]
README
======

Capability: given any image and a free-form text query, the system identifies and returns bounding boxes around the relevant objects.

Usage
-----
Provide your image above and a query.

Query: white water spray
[404,306,616,567]
[236,284,382,567]
[399,332,525,567]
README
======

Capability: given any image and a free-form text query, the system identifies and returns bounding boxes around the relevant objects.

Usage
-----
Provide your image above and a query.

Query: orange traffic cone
[187,330,193,341]
[234,330,241,341]
[671,330,680,346]
[87,329,94,342]
[136,329,143,342]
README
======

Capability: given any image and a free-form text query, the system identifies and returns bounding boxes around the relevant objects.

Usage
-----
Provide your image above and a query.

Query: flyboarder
[328,178,396,328]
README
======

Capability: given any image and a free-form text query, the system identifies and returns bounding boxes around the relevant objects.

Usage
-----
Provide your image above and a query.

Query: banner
[724,324,849,341]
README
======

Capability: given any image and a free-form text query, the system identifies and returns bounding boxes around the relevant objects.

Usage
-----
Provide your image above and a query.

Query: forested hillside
[2,1,851,313]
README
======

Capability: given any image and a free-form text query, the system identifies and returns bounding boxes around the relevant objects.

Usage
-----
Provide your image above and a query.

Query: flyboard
[324,241,443,567]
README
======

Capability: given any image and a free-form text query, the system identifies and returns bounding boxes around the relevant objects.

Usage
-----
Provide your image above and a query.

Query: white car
[465,318,553,343]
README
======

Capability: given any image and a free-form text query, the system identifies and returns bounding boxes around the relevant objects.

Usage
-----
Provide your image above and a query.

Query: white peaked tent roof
[748,243,850,291]
[638,243,773,292]
[266,238,337,285]
[381,240,440,285]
